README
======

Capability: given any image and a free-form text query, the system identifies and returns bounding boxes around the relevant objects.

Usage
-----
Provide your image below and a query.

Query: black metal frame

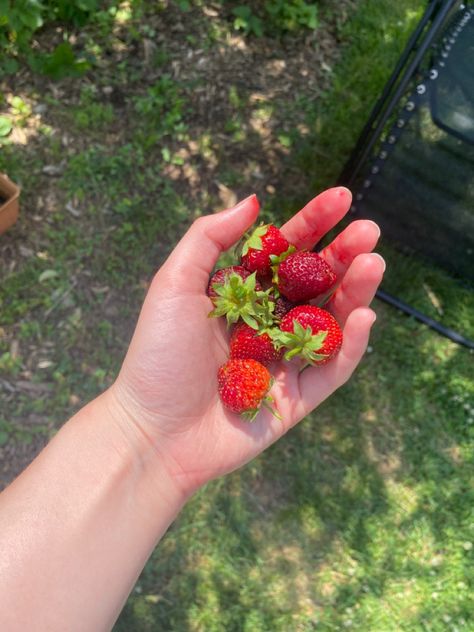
[339,0,474,350]
[340,0,461,186]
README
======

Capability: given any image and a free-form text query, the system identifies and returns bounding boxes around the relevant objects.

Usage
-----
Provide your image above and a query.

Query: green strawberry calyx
[241,391,282,422]
[273,320,328,364]
[251,293,279,333]
[208,271,271,329]
[241,223,269,256]
[270,245,297,286]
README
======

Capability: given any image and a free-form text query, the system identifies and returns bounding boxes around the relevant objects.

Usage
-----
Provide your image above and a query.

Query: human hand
[108,188,384,497]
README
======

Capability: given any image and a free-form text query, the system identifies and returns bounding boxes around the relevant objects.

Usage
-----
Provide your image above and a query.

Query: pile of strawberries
[207,223,342,421]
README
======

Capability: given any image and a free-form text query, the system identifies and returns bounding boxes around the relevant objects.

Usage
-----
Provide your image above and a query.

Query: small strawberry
[208,270,269,329]
[207,265,259,299]
[218,359,277,421]
[277,305,343,365]
[230,322,283,366]
[272,296,297,320]
[241,224,292,276]
[275,251,336,303]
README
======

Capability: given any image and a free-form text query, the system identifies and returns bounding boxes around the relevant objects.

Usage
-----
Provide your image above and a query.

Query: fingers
[280,187,352,250]
[328,253,385,326]
[297,307,376,417]
[319,220,381,279]
[161,195,260,292]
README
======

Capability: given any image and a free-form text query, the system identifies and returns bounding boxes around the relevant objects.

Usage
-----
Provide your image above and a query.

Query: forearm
[0,390,186,632]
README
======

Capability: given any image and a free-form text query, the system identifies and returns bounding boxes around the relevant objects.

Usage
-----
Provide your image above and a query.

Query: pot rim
[0,173,20,208]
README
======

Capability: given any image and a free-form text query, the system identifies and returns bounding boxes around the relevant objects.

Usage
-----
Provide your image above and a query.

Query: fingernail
[233,193,258,210]
[370,311,377,325]
[366,220,381,239]
[335,186,351,198]
[371,252,386,272]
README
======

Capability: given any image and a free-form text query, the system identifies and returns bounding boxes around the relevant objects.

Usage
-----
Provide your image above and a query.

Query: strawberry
[208,269,268,329]
[218,359,276,421]
[275,251,336,303]
[230,322,283,366]
[272,296,297,320]
[277,305,343,365]
[241,224,292,276]
[207,265,259,299]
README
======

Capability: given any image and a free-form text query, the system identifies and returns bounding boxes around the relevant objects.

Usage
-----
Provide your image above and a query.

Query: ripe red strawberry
[276,251,336,303]
[278,305,343,365]
[207,265,259,299]
[218,359,275,421]
[230,322,283,365]
[241,224,291,276]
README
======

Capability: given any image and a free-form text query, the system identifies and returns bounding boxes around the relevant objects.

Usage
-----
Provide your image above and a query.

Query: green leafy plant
[232,6,264,37]
[231,1,318,38]
[31,42,91,79]
[0,116,12,138]
[265,0,318,32]
[9,96,31,118]
[132,75,187,146]
[0,0,44,59]
[46,0,101,26]
[0,0,114,77]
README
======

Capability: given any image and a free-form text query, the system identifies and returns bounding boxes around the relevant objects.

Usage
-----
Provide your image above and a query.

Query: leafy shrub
[0,0,111,77]
[265,0,318,32]
[232,1,319,37]
[232,5,264,37]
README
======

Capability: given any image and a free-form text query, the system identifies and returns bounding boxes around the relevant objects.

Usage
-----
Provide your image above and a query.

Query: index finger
[280,187,352,251]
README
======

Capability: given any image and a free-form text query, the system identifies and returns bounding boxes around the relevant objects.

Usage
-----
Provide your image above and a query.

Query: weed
[232,1,318,38]
[71,87,114,131]
[0,0,119,77]
[233,6,264,37]
[0,116,12,138]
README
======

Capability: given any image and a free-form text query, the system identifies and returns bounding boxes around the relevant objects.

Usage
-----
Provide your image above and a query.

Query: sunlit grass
[1,0,473,630]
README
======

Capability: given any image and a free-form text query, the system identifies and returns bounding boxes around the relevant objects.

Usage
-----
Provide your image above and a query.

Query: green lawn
[1,1,473,630]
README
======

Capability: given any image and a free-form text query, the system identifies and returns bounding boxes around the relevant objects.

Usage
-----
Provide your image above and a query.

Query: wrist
[0,386,189,632]
[95,386,193,509]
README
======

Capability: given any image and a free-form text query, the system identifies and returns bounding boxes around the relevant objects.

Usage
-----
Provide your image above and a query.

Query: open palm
[112,188,384,495]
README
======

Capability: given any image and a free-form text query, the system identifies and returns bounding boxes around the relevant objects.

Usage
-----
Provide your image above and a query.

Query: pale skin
[0,187,384,631]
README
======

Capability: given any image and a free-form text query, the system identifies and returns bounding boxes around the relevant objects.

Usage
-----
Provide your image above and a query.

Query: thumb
[161,194,260,291]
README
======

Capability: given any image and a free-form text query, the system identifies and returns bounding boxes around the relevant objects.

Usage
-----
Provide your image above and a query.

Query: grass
[1,0,473,630]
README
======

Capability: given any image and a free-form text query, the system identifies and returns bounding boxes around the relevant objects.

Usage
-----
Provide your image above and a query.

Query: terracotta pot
[0,173,20,235]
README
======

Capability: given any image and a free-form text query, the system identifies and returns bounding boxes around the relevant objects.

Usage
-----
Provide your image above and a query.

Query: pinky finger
[297,307,377,419]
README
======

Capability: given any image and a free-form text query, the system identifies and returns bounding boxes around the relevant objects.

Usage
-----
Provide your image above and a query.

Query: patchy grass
[0,0,473,631]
